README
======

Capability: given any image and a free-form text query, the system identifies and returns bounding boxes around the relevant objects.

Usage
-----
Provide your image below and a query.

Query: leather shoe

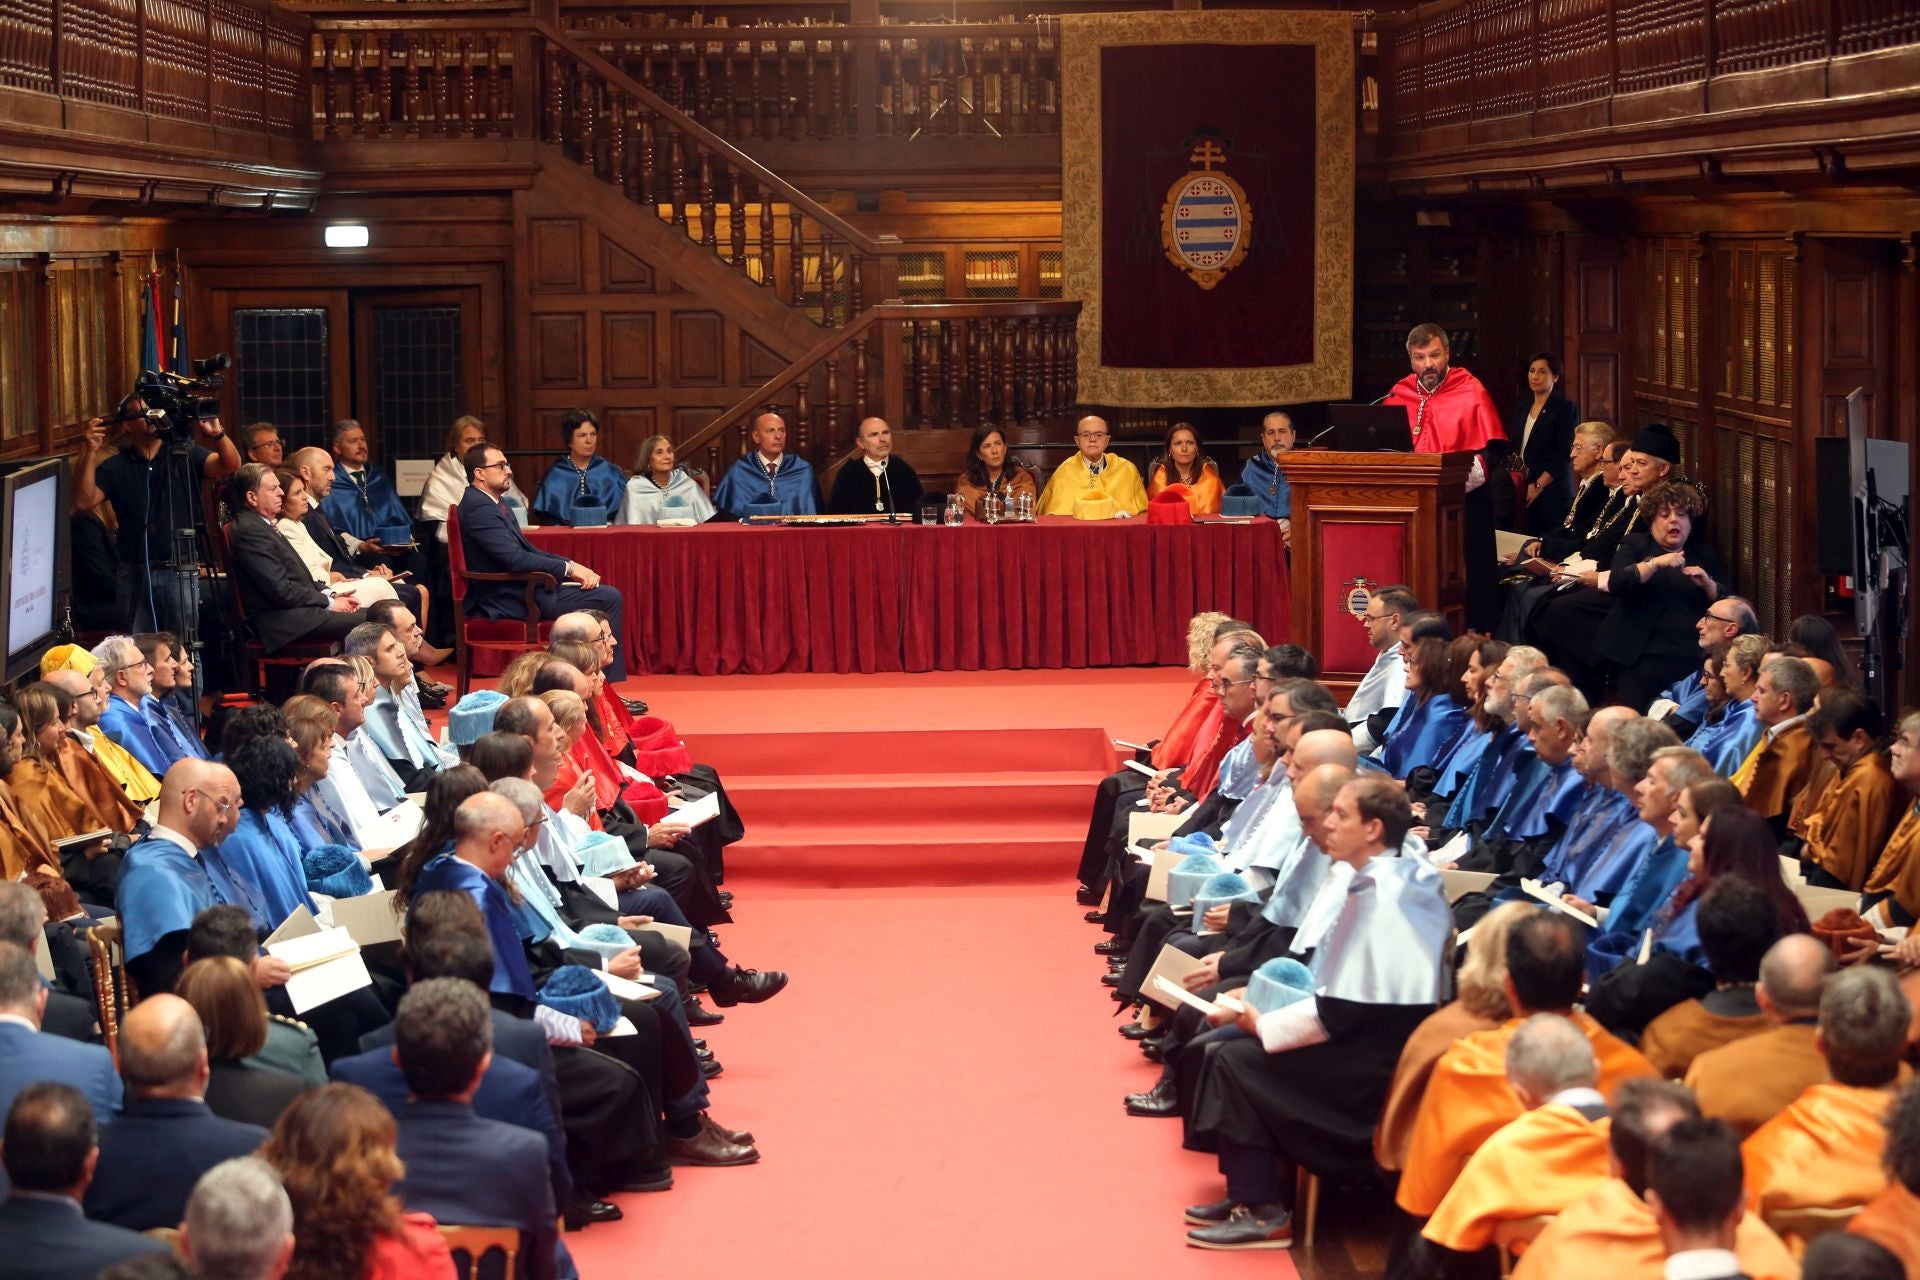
[1141,1036,1169,1063]
[623,697,650,716]
[710,966,788,1008]
[1107,957,1127,973]
[701,1111,754,1147]
[1084,910,1109,925]
[1184,1197,1236,1227]
[417,685,447,711]
[1124,1078,1179,1117]
[613,1165,674,1193]
[563,1196,623,1231]
[1100,972,1121,987]
[1186,1204,1293,1250]
[1119,1021,1157,1041]
[666,1127,759,1167]
[700,1055,725,1079]
[1094,939,1129,956]
[718,890,735,908]
[685,997,725,1026]
[1075,885,1102,906]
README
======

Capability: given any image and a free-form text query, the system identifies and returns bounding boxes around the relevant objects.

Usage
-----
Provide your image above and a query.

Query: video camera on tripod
[129,353,230,438]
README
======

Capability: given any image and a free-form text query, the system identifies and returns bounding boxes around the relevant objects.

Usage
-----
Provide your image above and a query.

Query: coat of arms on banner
[1160,140,1252,290]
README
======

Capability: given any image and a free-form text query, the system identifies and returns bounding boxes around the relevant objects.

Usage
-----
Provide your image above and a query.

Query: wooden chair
[437,1224,520,1280]
[1765,1203,1862,1249]
[1493,1214,1556,1278]
[201,486,339,695]
[445,503,554,696]
[85,919,131,1066]
[1295,1167,1321,1248]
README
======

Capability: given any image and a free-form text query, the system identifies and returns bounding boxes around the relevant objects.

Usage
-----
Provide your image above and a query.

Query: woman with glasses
[533,408,626,526]
[1036,414,1147,518]
[1147,422,1225,516]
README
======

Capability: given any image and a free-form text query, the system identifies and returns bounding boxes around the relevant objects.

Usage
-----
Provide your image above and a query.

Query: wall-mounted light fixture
[324,224,370,248]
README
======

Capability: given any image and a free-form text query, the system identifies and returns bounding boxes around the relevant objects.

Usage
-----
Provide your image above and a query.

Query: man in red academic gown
[1383,323,1508,630]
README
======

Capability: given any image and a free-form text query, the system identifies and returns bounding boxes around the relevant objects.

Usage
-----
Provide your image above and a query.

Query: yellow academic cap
[40,644,97,676]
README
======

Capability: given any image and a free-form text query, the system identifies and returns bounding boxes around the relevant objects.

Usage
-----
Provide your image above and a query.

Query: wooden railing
[678,298,1080,477]
[1381,0,1920,139]
[308,13,899,326]
[563,20,1060,144]
[0,0,311,139]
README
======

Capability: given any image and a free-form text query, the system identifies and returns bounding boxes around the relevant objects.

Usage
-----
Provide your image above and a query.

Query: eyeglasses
[475,460,512,472]
[1076,433,1110,441]
[1210,676,1257,690]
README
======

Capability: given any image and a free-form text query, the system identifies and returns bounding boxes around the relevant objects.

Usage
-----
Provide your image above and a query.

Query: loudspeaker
[1813,436,1852,576]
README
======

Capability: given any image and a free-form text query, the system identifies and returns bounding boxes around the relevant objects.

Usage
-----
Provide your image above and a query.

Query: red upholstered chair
[446,502,554,696]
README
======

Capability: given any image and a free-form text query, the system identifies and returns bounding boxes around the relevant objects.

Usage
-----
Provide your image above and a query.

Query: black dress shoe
[1100,972,1122,987]
[718,890,735,908]
[417,685,448,711]
[1076,885,1102,906]
[700,1056,725,1079]
[1084,910,1109,925]
[710,967,789,1008]
[623,697,650,716]
[1094,938,1129,956]
[1124,1078,1179,1117]
[1107,957,1127,973]
[685,997,725,1027]
[692,1038,707,1051]
[564,1197,623,1230]
[1141,1036,1169,1063]
[1119,1021,1157,1041]
[613,1166,675,1194]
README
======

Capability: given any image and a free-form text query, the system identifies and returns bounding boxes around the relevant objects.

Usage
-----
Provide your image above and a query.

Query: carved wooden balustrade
[307,13,899,326]
[0,0,309,140]
[562,19,1060,144]
[677,299,1080,479]
[1381,0,1920,158]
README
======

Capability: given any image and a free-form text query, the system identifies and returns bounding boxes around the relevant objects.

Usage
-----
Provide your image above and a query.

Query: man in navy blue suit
[0,943,120,1130]
[385,978,560,1280]
[455,445,628,681]
[83,994,270,1231]
[0,1083,165,1278]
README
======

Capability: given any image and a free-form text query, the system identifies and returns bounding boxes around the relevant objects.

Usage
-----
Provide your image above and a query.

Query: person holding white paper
[1181,775,1452,1250]
[116,760,241,997]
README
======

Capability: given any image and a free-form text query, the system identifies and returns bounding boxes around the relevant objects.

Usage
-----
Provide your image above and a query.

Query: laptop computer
[1318,404,1416,453]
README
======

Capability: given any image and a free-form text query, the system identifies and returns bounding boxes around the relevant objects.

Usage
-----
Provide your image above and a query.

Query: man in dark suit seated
[0,883,97,1045]
[332,971,572,1238]
[226,463,367,653]
[456,445,629,681]
[83,994,271,1230]
[0,1083,165,1278]
[387,978,560,1280]
[0,942,120,1127]
[355,905,669,1226]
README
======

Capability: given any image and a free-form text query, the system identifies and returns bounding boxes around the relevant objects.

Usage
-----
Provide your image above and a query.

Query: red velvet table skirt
[528,516,1291,676]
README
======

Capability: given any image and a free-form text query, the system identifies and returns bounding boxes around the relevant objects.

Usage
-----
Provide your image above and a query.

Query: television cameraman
[72,392,240,634]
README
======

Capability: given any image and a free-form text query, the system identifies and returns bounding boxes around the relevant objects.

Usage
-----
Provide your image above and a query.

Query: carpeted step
[684,726,1120,778]
[725,828,1088,887]
[721,771,1111,829]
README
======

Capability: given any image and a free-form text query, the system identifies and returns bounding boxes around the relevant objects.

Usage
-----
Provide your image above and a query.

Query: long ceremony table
[527,516,1291,676]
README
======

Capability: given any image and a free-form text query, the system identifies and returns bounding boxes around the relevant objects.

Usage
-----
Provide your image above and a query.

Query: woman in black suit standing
[1505,352,1581,535]
[1596,480,1723,712]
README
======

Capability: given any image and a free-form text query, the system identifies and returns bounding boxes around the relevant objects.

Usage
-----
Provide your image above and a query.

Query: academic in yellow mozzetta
[1037,416,1148,519]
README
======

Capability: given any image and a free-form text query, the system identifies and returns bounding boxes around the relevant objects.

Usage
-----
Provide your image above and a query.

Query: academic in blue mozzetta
[533,409,626,526]
[712,411,818,518]
[321,423,414,546]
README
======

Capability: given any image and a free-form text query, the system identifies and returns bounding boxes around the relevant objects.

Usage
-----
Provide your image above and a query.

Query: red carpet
[565,884,1300,1279]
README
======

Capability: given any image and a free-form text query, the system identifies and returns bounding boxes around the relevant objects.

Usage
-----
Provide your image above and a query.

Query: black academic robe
[825,456,924,516]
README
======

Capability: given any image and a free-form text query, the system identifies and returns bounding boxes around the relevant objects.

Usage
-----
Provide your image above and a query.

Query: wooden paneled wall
[0,223,177,461]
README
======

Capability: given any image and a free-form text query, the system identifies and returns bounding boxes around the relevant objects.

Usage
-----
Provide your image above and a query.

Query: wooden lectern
[1277,450,1475,692]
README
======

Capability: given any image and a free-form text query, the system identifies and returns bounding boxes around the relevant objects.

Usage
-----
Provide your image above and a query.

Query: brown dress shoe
[666,1126,759,1167]
[701,1111,754,1147]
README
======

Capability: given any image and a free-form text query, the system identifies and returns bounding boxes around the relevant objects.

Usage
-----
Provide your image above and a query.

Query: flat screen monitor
[1,457,71,683]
